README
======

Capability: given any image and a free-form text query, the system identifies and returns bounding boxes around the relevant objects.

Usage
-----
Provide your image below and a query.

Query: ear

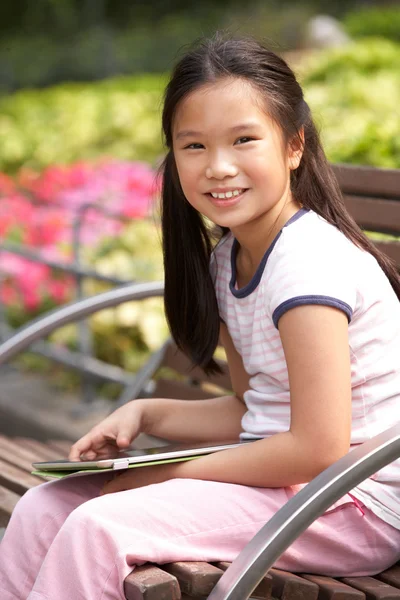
[288,127,304,171]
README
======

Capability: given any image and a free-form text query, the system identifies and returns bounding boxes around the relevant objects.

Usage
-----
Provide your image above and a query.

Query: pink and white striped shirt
[211,209,400,529]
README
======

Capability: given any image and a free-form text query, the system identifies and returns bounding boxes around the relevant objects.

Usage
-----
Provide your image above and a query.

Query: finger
[69,437,93,460]
[82,450,97,460]
[116,431,132,449]
[69,430,109,460]
[76,433,116,460]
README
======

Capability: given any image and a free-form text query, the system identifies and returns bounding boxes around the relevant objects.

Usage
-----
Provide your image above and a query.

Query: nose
[205,152,238,180]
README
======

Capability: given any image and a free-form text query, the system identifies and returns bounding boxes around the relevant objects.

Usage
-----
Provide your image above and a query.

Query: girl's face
[172,77,302,233]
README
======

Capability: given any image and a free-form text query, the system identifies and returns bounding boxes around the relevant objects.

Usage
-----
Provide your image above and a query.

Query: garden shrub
[299,38,400,168]
[343,7,400,43]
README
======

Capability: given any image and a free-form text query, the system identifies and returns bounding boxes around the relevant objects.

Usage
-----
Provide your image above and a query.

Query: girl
[1,34,400,600]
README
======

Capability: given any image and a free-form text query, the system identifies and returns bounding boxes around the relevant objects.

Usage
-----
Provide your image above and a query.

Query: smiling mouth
[209,188,246,199]
[206,189,248,203]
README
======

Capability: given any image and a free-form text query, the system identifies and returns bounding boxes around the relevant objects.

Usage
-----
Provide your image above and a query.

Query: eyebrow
[175,122,260,140]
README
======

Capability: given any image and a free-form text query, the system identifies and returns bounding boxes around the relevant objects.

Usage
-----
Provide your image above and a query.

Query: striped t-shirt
[211,209,400,530]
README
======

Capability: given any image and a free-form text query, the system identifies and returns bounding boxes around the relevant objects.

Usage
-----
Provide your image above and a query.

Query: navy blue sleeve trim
[272,295,353,328]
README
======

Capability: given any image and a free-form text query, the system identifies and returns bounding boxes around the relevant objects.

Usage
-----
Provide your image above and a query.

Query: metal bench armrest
[0,282,164,365]
[208,424,400,600]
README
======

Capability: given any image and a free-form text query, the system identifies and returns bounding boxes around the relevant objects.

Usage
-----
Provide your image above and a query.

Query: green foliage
[299,39,400,168]
[0,74,166,174]
[1,38,400,175]
[299,37,400,83]
[343,6,400,42]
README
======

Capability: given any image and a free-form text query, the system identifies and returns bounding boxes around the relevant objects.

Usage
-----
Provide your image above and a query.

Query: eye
[235,136,255,145]
[184,143,204,150]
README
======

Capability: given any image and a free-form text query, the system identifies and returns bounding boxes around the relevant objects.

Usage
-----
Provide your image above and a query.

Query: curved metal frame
[0,282,164,365]
[207,424,400,599]
[0,281,398,600]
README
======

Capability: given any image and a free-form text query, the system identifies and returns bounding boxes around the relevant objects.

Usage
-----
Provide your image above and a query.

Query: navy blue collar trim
[229,208,309,298]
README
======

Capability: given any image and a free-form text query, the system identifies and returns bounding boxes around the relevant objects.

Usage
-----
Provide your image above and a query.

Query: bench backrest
[332,164,400,269]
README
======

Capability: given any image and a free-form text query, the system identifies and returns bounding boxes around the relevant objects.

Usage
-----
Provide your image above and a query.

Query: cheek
[175,160,199,195]
[251,151,288,186]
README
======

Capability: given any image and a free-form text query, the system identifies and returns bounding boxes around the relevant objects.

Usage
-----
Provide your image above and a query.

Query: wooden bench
[0,163,399,599]
[1,401,400,600]
[1,398,400,600]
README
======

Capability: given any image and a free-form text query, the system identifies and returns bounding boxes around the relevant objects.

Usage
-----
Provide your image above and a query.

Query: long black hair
[160,33,400,374]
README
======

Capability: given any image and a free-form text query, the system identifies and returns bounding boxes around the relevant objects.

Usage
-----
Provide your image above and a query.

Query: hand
[69,400,146,461]
[101,462,181,494]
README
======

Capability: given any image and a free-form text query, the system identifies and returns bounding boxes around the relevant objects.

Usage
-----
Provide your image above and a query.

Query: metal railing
[207,423,400,600]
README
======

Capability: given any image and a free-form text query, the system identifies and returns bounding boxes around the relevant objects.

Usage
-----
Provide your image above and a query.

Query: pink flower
[23,288,42,312]
[0,173,15,196]
[0,281,18,306]
[47,279,73,305]
[0,194,35,239]
[18,164,92,204]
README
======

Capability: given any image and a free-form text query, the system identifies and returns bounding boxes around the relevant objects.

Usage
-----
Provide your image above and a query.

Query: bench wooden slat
[373,242,400,267]
[0,445,37,473]
[0,485,20,527]
[344,196,400,236]
[13,437,65,460]
[269,568,319,600]
[377,566,400,590]
[0,434,58,464]
[123,564,181,600]
[163,562,223,598]
[0,459,43,495]
[303,574,366,600]
[341,577,400,600]
[332,165,400,199]
[216,561,273,599]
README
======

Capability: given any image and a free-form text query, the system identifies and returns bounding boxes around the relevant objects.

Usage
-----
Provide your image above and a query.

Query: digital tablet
[32,439,253,472]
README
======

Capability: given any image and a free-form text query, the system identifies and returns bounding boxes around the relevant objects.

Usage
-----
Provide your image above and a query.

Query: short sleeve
[267,218,357,329]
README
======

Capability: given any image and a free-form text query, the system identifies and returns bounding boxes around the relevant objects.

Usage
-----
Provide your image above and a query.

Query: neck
[232,192,302,271]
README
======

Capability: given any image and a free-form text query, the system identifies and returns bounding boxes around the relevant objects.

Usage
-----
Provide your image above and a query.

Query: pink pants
[0,473,399,600]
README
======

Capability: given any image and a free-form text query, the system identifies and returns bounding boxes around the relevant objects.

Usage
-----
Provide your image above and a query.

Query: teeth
[211,189,243,199]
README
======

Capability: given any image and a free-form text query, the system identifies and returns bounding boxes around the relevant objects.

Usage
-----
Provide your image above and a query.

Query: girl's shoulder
[277,209,364,262]
[266,209,392,315]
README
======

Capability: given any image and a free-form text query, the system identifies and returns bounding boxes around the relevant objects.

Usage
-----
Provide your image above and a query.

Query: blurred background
[0,0,399,438]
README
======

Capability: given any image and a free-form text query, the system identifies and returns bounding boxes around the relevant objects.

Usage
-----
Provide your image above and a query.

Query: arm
[141,322,250,442]
[70,322,249,459]
[104,306,352,492]
[174,304,352,487]
[140,395,246,442]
